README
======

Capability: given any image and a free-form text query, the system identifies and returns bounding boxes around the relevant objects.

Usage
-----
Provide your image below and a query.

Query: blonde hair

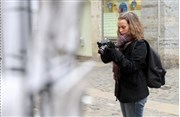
[117,12,144,40]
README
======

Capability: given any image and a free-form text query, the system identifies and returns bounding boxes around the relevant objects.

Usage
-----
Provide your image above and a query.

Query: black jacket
[101,40,149,103]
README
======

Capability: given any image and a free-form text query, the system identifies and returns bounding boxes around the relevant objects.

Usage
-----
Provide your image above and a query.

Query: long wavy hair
[117,12,144,40]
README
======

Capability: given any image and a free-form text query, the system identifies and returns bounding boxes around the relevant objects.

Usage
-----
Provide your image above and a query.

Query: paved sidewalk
[82,61,179,117]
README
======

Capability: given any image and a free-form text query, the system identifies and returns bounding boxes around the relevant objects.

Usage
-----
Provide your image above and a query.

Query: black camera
[97,39,115,54]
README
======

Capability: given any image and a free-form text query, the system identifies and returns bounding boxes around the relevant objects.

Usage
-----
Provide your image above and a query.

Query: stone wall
[162,0,179,68]
[141,0,179,68]
[91,0,103,60]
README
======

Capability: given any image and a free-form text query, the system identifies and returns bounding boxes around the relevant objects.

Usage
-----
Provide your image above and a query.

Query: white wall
[77,1,92,57]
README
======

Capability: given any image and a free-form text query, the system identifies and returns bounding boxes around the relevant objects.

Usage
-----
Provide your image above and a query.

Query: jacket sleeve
[111,41,147,74]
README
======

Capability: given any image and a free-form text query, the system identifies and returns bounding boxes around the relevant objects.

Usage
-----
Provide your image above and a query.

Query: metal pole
[102,0,104,40]
[157,0,160,52]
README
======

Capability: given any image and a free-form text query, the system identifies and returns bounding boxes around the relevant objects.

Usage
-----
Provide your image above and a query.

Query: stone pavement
[81,61,179,117]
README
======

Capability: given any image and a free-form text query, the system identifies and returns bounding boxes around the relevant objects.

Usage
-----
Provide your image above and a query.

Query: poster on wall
[103,0,141,38]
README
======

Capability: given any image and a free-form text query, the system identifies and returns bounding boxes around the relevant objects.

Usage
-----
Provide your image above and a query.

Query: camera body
[97,39,115,54]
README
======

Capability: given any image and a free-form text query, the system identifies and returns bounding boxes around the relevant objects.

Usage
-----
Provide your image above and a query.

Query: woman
[99,12,149,117]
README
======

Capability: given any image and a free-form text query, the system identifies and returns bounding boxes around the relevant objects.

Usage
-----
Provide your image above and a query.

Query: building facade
[77,0,179,68]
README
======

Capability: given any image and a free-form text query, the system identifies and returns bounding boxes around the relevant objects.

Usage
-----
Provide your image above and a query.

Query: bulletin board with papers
[103,0,142,39]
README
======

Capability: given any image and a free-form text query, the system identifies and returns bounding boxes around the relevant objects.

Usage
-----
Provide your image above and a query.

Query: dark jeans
[120,97,147,117]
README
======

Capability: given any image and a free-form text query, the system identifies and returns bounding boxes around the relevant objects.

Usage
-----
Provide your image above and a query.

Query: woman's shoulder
[133,39,146,45]
[136,39,145,43]
[131,39,147,49]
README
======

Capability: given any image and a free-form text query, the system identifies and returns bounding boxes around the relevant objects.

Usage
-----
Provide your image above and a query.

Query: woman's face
[118,19,129,35]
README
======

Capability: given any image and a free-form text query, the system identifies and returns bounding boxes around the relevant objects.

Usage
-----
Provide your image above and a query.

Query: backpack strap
[131,40,137,55]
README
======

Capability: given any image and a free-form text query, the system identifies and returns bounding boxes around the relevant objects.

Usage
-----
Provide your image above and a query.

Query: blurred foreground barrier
[2,0,94,116]
[2,0,31,116]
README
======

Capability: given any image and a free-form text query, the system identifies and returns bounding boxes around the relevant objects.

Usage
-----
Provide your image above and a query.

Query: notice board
[103,0,142,39]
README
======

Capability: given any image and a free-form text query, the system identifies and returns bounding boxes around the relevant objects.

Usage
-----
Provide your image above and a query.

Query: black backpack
[133,40,166,88]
